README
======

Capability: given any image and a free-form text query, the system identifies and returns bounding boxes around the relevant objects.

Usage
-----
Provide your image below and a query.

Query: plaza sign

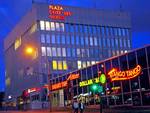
[108,65,142,82]
[49,5,72,20]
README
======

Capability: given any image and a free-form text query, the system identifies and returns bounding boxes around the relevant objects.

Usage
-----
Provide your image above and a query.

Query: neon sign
[51,73,80,91]
[49,5,72,20]
[108,65,142,81]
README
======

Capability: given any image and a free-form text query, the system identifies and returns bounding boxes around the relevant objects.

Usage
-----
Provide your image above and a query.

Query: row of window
[40,21,130,37]
[41,46,128,58]
[52,60,68,70]
[41,34,131,48]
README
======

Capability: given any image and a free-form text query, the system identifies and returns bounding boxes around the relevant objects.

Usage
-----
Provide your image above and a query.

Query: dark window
[119,55,128,70]
[147,46,150,66]
[105,61,111,73]
[142,91,150,105]
[131,77,139,92]
[116,95,123,105]
[86,67,92,79]
[124,93,132,105]
[92,65,98,78]
[140,69,149,90]
[128,52,137,69]
[83,86,87,93]
[81,69,87,81]
[137,48,147,68]
[122,80,130,92]
[132,92,141,106]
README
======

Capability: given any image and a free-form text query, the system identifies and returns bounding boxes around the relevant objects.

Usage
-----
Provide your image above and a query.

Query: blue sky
[0,0,150,91]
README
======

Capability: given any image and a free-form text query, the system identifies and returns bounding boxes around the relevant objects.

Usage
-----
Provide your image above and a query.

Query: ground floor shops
[51,45,150,107]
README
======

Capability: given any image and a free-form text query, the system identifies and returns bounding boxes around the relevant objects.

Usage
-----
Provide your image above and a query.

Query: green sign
[100,74,106,84]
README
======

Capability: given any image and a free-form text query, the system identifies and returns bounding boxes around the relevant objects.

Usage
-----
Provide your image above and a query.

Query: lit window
[121,50,124,54]
[41,34,45,43]
[40,21,45,30]
[45,21,50,31]
[46,34,50,43]
[47,47,52,56]
[125,50,128,53]
[77,61,82,69]
[90,37,93,46]
[101,27,105,35]
[14,37,21,50]
[91,61,96,65]
[55,23,60,31]
[77,48,80,57]
[82,61,86,68]
[115,38,118,47]
[60,23,64,31]
[58,61,63,70]
[87,61,90,67]
[52,61,57,70]
[118,28,122,36]
[81,36,84,46]
[50,22,55,31]
[57,48,61,57]
[94,37,98,46]
[112,50,116,56]
[52,47,57,56]
[41,47,46,56]
[76,36,79,45]
[117,50,120,55]
[120,39,122,47]
[30,23,37,34]
[128,39,131,48]
[122,28,126,36]
[63,61,68,70]
[62,48,66,57]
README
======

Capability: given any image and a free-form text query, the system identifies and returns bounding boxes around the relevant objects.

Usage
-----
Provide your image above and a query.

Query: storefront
[51,45,150,107]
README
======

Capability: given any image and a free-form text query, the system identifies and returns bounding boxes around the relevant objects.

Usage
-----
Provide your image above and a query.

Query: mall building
[4,2,131,109]
[52,45,150,107]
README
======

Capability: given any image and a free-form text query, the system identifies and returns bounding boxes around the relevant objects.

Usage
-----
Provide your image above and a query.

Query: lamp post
[24,46,52,111]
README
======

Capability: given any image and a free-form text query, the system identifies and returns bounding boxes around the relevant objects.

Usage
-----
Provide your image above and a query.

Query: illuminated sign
[79,77,100,87]
[108,65,142,82]
[49,5,72,20]
[51,73,80,91]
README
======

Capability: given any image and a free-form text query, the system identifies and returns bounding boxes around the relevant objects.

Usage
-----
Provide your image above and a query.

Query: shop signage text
[108,65,142,81]
[51,73,80,90]
[79,77,100,87]
[49,5,72,20]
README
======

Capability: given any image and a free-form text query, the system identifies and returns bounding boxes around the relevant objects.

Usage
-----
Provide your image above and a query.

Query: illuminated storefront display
[79,74,106,87]
[51,73,79,90]
[108,65,142,81]
[49,5,72,20]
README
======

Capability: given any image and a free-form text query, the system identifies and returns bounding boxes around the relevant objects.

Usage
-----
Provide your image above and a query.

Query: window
[47,47,52,56]
[82,61,86,68]
[122,28,126,36]
[77,48,81,57]
[105,27,109,36]
[76,36,80,45]
[41,34,45,43]
[77,61,82,69]
[14,37,21,50]
[128,39,131,48]
[60,23,64,32]
[90,37,93,46]
[55,23,60,31]
[52,61,57,70]
[93,26,97,34]
[84,26,88,33]
[71,36,75,45]
[111,38,114,47]
[103,38,106,47]
[110,27,113,36]
[114,28,118,36]
[63,61,68,70]
[99,38,102,47]
[67,48,71,57]
[45,21,50,31]
[124,39,126,48]
[87,61,90,67]
[70,24,74,32]
[94,37,98,46]
[52,47,57,56]
[115,38,118,47]
[58,61,63,70]
[40,21,45,30]
[57,48,61,57]
[66,35,70,44]
[72,48,76,57]
[81,36,84,46]
[137,48,147,68]
[41,47,46,56]
[107,38,110,47]
[61,35,65,44]
[62,48,66,57]
[101,27,105,35]
[120,39,122,47]
[56,35,60,44]
[118,28,121,36]
[85,37,89,46]
[65,24,69,32]
[46,34,50,43]
[50,22,55,31]
[51,34,55,44]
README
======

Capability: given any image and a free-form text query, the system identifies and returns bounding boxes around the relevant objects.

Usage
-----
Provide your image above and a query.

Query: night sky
[0,0,150,91]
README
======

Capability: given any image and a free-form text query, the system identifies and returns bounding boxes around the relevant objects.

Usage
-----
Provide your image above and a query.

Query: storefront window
[147,46,150,66]
[142,91,150,105]
[119,55,128,70]
[132,92,141,106]
[131,77,139,92]
[105,61,111,73]
[112,58,119,68]
[122,80,130,93]
[128,52,137,69]
[123,93,132,105]
[108,96,115,105]
[81,69,87,81]
[137,48,147,68]
[116,95,123,105]
[92,65,98,78]
[140,69,149,90]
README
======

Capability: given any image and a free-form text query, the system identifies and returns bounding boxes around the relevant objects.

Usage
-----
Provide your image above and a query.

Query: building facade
[4,3,131,109]
[52,45,150,107]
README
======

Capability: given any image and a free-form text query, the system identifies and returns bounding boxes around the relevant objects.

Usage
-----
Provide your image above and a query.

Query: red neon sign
[49,5,72,20]
[51,73,80,91]
[108,65,142,81]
